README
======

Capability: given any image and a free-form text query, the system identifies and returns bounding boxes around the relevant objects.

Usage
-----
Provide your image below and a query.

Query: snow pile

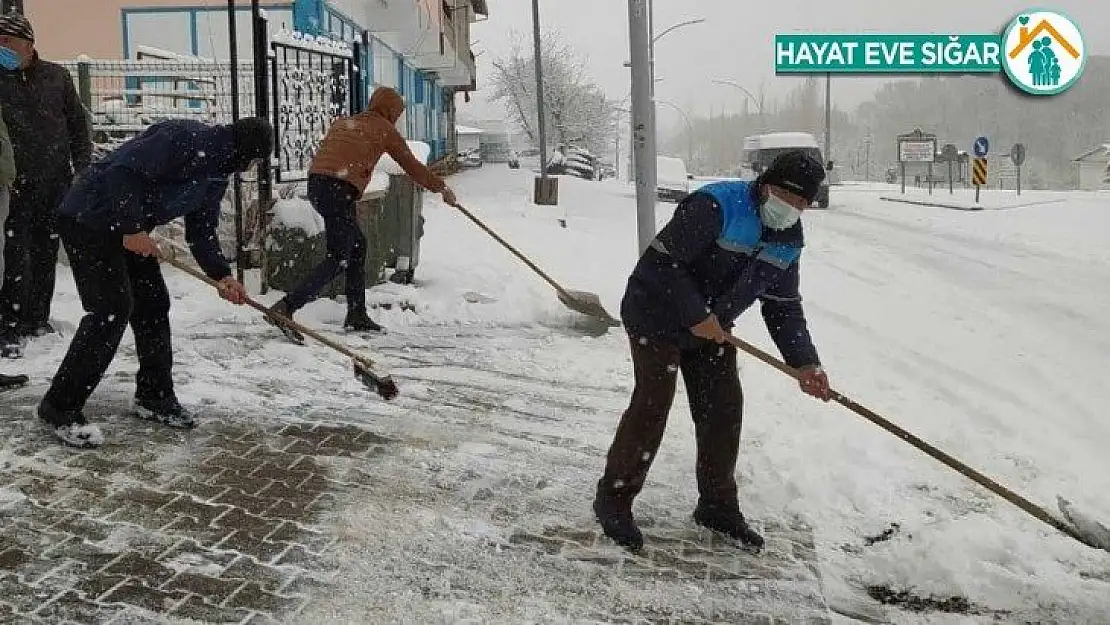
[269,197,325,236]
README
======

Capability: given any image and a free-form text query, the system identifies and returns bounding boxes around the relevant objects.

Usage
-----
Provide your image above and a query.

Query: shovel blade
[557,289,620,326]
[1058,496,1110,551]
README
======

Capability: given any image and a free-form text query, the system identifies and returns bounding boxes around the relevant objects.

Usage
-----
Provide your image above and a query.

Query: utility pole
[531,0,557,205]
[824,72,831,167]
[628,0,656,254]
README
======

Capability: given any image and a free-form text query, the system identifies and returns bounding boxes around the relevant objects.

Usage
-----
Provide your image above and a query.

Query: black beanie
[0,13,34,42]
[230,117,273,169]
[757,150,826,203]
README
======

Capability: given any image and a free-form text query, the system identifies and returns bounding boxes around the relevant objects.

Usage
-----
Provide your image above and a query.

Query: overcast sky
[463,0,1106,132]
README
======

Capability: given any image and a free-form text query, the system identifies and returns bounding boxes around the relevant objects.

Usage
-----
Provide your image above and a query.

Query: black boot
[265,299,304,344]
[343,307,384,333]
[38,401,104,449]
[593,489,643,550]
[0,372,28,392]
[693,499,764,550]
[132,396,197,429]
[1,328,22,359]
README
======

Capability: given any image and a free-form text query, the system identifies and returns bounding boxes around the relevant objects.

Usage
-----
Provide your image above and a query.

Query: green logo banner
[775,34,1003,73]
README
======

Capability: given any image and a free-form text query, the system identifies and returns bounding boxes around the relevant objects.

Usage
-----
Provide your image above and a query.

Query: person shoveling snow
[265,86,459,343]
[594,150,832,551]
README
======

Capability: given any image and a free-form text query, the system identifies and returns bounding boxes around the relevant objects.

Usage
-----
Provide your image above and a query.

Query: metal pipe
[228,0,245,284]
[628,0,656,254]
[531,0,549,184]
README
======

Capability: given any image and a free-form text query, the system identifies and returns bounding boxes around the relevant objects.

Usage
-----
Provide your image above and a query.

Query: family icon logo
[1001,9,1085,95]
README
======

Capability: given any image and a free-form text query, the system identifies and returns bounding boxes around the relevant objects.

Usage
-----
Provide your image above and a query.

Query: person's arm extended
[759,262,820,368]
[384,129,447,193]
[61,66,93,173]
[183,181,233,280]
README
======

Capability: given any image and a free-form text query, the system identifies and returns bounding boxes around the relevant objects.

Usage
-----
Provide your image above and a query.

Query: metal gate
[269,30,362,182]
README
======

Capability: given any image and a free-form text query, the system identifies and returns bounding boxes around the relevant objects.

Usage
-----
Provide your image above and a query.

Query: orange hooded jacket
[308,86,446,195]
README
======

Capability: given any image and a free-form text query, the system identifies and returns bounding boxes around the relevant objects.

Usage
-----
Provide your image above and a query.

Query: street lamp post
[627,0,656,254]
[531,0,557,205]
[711,79,765,130]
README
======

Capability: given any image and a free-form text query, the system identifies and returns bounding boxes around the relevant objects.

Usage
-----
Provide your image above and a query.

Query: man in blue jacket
[594,150,832,551]
[37,117,272,448]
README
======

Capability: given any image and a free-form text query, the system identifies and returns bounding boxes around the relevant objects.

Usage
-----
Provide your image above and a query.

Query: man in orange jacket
[267,86,456,341]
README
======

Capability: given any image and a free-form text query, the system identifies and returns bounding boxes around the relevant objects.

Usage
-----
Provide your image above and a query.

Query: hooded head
[0,13,35,69]
[368,86,405,124]
[228,117,273,173]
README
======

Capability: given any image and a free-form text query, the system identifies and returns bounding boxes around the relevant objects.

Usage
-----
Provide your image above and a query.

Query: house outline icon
[1008,17,1080,60]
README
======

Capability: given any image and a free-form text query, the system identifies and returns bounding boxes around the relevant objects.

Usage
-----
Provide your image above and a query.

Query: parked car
[458,148,483,169]
[507,151,520,169]
[546,145,600,180]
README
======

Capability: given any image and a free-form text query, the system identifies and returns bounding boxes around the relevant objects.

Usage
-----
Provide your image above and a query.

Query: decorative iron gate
[269,30,362,182]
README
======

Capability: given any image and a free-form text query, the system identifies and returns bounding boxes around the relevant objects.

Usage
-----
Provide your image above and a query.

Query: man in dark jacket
[0,13,92,357]
[593,151,833,551]
[37,117,271,449]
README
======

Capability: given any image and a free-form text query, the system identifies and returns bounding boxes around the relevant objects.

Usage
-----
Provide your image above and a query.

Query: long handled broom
[155,241,398,400]
[725,334,1110,553]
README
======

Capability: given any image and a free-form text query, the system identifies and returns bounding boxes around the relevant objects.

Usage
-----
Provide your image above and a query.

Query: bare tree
[490,30,616,158]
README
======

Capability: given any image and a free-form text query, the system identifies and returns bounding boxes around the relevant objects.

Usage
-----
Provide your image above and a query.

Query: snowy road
[4,170,1109,623]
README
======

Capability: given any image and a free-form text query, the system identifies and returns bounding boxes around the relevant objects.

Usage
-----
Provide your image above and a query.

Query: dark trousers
[0,177,69,335]
[599,335,744,505]
[43,215,175,413]
[283,174,366,313]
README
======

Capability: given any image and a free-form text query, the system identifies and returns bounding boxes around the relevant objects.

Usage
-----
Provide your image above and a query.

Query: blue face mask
[0,46,20,71]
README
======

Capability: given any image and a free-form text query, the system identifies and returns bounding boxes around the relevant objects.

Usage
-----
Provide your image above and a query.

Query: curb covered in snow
[878,196,1067,211]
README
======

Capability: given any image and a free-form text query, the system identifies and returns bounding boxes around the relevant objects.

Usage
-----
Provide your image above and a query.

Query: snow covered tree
[489,30,616,158]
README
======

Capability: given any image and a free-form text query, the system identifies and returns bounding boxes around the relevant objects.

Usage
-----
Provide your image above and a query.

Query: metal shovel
[451,203,620,326]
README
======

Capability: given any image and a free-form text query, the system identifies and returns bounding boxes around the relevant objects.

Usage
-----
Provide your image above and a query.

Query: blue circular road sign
[973,136,990,157]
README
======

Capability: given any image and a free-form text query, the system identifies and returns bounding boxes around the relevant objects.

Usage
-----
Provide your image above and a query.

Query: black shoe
[593,491,643,550]
[693,499,765,550]
[38,401,104,449]
[131,396,198,429]
[265,300,304,344]
[343,308,384,333]
[1,330,21,359]
[0,373,28,392]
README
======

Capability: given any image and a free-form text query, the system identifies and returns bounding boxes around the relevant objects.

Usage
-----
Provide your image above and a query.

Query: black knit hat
[230,117,273,170]
[0,13,34,42]
[757,150,826,203]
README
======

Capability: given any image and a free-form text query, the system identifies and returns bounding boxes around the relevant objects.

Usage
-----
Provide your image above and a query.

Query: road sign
[972,157,988,186]
[941,143,959,162]
[1011,143,1026,166]
[899,140,935,162]
[974,136,989,157]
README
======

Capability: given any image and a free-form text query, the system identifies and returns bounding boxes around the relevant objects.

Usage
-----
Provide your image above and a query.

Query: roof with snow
[455,125,484,135]
[1073,144,1110,162]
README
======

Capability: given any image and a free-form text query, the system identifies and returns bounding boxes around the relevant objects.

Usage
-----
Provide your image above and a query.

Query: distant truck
[656,155,692,203]
[736,132,831,208]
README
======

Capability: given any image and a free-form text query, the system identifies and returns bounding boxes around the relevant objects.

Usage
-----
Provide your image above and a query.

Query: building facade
[23,0,486,159]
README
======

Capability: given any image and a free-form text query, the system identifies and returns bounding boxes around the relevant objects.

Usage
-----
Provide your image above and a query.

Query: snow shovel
[724,333,1110,553]
[155,244,399,400]
[450,203,620,326]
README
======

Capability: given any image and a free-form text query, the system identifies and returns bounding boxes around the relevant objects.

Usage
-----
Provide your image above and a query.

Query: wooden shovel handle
[724,334,1095,548]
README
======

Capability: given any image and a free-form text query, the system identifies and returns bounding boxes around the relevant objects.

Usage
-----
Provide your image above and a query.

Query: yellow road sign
[972,157,988,186]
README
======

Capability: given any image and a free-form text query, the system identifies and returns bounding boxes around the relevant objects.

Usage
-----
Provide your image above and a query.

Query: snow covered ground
[10,168,1110,623]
